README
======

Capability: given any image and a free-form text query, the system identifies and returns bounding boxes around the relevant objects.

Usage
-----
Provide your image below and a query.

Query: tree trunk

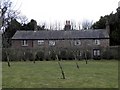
[33,60,35,63]
[58,61,65,79]
[85,52,88,64]
[6,51,10,67]
[56,55,65,79]
[74,54,79,69]
[76,62,79,69]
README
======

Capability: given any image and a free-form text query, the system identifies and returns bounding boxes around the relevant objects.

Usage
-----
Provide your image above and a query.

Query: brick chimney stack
[66,20,70,25]
[64,20,71,30]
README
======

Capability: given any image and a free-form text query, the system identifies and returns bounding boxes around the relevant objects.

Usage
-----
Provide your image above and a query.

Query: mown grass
[2,60,118,88]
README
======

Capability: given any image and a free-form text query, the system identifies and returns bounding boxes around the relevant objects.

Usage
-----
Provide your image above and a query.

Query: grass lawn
[2,60,118,88]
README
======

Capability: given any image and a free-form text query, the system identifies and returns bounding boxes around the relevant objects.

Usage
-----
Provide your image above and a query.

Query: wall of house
[11,39,109,60]
[12,40,33,48]
[32,39,109,48]
[12,39,109,48]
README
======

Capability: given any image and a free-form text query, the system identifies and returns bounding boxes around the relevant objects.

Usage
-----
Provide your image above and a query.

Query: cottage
[12,28,109,60]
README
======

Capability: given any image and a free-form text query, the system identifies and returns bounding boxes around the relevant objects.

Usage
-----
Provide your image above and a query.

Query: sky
[12,0,120,28]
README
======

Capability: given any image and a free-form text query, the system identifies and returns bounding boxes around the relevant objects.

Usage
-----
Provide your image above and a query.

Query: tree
[117,7,120,19]
[82,20,93,30]
[78,22,81,30]
[0,0,20,31]
[92,9,120,45]
[26,19,37,30]
[92,16,106,29]
[2,19,21,47]
[1,0,20,67]
[18,15,28,26]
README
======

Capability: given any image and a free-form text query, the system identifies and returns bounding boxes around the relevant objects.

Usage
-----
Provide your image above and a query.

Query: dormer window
[95,40,100,45]
[21,40,28,46]
[49,41,55,46]
[38,40,44,45]
[75,40,81,45]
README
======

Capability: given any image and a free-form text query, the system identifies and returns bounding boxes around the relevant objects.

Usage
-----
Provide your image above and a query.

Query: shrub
[59,50,68,60]
[82,51,91,60]
[36,51,44,61]
[50,51,56,60]
[67,51,74,60]
[23,52,34,61]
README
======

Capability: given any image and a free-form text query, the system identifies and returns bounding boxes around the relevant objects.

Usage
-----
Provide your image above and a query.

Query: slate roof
[12,29,109,40]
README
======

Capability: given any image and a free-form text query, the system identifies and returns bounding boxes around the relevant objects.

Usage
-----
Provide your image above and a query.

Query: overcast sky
[12,0,119,28]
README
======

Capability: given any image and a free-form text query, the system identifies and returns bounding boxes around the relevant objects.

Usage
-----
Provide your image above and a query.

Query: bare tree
[1,0,20,67]
[0,0,20,31]
[18,15,28,25]
[71,21,74,30]
[78,22,81,30]
[49,22,53,30]
[56,55,65,79]
[71,20,76,30]
[55,21,58,30]
[82,20,93,30]
[53,21,61,30]
[57,22,61,30]
[73,51,79,69]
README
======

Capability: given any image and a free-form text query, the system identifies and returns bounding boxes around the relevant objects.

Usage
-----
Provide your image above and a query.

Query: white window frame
[38,40,44,45]
[21,40,28,46]
[93,49,100,56]
[49,41,55,46]
[93,50,97,56]
[95,39,100,45]
[74,40,81,45]
[97,50,100,56]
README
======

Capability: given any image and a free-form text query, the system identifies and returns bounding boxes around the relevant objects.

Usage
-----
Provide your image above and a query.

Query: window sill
[96,44,100,45]
[22,45,28,47]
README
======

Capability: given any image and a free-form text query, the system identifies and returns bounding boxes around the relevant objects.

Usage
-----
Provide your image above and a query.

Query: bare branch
[82,20,93,30]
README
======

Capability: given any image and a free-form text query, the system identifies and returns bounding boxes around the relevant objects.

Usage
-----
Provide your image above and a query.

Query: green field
[2,60,118,88]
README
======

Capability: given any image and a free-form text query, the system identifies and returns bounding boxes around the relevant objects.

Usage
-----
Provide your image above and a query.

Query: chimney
[64,20,71,30]
[105,19,110,35]
[66,20,70,25]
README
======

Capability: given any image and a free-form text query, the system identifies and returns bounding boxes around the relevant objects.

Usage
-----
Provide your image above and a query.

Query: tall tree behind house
[92,2,120,46]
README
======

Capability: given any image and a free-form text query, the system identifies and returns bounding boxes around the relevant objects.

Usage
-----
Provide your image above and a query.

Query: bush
[36,51,44,61]
[82,51,91,60]
[67,51,74,60]
[23,52,34,61]
[50,51,56,60]
[59,50,68,60]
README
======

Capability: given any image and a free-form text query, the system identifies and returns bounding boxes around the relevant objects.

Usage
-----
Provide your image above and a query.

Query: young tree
[56,55,65,79]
